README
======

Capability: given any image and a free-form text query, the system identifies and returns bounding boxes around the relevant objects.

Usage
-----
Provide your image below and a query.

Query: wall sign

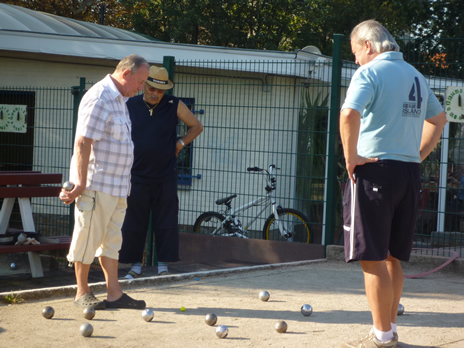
[445,86,464,122]
[0,105,27,133]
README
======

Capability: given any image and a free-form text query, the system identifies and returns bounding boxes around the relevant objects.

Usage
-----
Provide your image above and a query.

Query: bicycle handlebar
[247,165,280,173]
[247,167,263,172]
[247,165,280,192]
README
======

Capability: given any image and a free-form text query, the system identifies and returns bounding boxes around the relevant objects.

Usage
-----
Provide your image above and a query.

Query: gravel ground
[1,259,463,348]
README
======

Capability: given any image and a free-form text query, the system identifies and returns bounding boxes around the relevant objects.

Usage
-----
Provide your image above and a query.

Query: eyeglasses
[145,84,165,93]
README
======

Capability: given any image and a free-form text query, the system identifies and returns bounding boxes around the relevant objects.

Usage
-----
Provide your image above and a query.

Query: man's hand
[175,141,183,157]
[59,135,93,205]
[345,155,378,182]
[59,183,85,205]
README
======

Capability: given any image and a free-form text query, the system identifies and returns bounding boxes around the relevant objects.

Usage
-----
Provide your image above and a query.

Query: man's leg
[360,260,393,333]
[152,179,180,275]
[386,255,404,326]
[74,261,91,299]
[99,256,123,302]
[101,255,146,309]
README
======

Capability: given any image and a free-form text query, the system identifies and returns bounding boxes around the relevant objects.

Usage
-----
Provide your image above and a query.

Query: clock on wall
[445,86,464,122]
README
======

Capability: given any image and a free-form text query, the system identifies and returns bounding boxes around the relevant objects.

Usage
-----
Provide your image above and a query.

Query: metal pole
[323,34,344,254]
[437,122,450,232]
[163,56,175,96]
[146,56,176,266]
[69,77,86,235]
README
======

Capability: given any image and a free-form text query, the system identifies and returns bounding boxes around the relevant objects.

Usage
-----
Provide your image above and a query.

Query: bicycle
[193,165,312,243]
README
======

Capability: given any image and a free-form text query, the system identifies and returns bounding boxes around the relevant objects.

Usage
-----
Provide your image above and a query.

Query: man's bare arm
[420,111,447,161]
[60,135,93,204]
[339,108,378,182]
[175,100,203,156]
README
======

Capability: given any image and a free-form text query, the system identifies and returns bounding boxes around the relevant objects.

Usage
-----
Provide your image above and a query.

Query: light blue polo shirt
[341,52,444,163]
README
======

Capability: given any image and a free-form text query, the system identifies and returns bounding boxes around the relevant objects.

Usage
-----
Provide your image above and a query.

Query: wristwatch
[178,139,185,147]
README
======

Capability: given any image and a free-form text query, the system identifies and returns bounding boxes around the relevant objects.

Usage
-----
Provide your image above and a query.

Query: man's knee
[360,259,387,274]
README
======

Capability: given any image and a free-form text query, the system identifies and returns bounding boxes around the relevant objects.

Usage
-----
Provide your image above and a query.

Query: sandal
[104,293,146,309]
[74,292,106,310]
[158,271,169,276]
[126,270,143,279]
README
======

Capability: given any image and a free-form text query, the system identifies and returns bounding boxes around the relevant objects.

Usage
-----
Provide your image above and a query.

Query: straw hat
[146,66,174,90]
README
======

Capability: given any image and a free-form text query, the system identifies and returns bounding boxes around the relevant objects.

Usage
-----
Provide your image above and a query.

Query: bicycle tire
[193,212,226,235]
[262,208,312,243]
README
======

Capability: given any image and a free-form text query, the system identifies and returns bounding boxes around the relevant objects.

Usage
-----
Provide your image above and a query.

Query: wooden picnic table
[0,171,70,277]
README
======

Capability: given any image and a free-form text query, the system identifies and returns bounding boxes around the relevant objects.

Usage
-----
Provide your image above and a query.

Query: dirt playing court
[1,258,463,348]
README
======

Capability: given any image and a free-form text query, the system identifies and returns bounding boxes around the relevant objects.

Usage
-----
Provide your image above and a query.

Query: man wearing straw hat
[119,66,203,278]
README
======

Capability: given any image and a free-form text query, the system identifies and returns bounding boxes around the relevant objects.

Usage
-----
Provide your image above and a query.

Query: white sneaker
[341,330,398,348]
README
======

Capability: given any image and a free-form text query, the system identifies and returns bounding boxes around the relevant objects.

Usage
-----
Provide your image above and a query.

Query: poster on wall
[445,86,464,123]
[0,105,27,133]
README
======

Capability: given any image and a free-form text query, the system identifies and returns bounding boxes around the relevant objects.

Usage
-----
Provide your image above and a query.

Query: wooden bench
[0,172,70,277]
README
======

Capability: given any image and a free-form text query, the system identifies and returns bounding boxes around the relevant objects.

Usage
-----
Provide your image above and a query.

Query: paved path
[1,260,463,347]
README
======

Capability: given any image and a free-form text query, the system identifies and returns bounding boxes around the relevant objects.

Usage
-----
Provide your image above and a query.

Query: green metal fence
[0,86,75,235]
[173,58,333,246]
[1,35,463,260]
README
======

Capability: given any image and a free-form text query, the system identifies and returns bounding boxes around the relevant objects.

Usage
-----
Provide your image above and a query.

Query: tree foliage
[1,0,463,57]
[0,0,134,29]
[119,0,299,50]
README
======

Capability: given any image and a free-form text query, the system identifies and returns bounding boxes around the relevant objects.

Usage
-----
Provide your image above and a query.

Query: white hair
[351,20,399,53]
[115,54,150,74]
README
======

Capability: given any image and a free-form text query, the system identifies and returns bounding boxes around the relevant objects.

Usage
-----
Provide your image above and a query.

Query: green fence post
[163,56,175,96]
[324,34,344,254]
[69,77,86,235]
[145,57,175,266]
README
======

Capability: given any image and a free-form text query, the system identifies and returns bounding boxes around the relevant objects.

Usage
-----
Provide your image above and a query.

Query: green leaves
[3,0,462,56]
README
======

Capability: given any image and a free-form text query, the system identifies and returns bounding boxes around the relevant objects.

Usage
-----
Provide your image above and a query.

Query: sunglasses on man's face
[145,84,165,93]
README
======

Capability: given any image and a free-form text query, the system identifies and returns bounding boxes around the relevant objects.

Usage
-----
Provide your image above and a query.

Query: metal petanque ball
[398,303,405,316]
[205,313,218,326]
[259,290,270,302]
[80,323,93,337]
[301,304,313,317]
[216,325,229,339]
[63,181,74,191]
[275,320,288,333]
[83,307,95,320]
[142,308,154,322]
[42,306,55,319]
[10,263,17,270]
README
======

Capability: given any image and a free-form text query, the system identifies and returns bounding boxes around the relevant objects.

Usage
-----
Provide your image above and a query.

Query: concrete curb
[0,259,327,301]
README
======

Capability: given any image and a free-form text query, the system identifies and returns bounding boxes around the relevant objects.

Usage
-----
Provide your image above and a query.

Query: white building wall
[174,70,304,230]
[1,56,316,233]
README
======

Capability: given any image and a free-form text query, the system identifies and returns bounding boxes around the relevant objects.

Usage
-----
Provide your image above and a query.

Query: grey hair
[115,54,149,74]
[351,20,399,53]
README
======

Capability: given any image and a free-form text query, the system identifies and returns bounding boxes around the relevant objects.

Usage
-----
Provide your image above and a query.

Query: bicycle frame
[211,165,287,238]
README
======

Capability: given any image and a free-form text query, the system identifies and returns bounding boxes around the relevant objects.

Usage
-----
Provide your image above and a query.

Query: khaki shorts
[67,190,127,264]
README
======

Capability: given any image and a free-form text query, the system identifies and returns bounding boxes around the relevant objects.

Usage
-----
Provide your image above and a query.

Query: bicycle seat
[215,194,237,205]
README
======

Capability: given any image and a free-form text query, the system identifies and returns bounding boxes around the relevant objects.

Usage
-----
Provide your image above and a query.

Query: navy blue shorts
[343,160,421,263]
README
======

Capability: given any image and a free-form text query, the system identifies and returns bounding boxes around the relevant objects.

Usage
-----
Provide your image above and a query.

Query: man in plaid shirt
[60,54,149,310]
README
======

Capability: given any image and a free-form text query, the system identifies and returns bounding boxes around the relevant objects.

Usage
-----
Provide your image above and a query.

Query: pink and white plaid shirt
[70,75,134,197]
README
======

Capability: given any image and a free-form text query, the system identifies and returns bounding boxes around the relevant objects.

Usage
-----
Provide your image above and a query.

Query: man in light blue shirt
[340,20,446,348]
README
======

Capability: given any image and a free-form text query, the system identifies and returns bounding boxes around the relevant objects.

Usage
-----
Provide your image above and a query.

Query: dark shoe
[104,293,146,309]
[74,292,106,310]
